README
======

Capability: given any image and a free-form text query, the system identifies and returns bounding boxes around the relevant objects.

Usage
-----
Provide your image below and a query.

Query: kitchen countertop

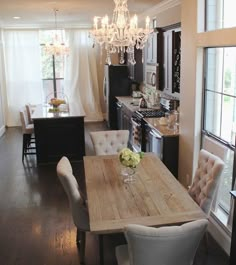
[116,96,160,113]
[144,117,179,137]
[31,104,85,119]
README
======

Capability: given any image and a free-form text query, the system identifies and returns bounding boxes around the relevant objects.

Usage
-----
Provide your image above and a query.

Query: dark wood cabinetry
[120,104,133,148]
[34,116,85,164]
[146,31,158,64]
[145,29,163,64]
[145,122,179,178]
[127,48,143,83]
[32,105,85,164]
[163,23,181,94]
[144,28,164,90]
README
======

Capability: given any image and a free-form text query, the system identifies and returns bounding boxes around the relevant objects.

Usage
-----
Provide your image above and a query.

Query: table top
[31,104,85,119]
[84,153,206,234]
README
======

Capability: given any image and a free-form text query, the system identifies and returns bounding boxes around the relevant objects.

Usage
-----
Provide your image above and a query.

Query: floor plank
[0,124,229,265]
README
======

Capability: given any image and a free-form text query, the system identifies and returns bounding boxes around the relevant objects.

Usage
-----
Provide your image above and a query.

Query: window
[206,0,236,31]
[203,47,236,214]
[39,30,66,102]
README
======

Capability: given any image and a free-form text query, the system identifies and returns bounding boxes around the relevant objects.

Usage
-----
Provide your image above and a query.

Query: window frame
[199,0,236,221]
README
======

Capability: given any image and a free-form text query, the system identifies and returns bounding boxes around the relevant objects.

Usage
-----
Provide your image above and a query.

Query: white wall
[179,0,200,186]
[0,30,6,137]
[0,84,5,138]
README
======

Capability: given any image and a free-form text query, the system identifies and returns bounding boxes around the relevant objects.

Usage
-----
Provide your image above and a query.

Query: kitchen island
[32,104,85,164]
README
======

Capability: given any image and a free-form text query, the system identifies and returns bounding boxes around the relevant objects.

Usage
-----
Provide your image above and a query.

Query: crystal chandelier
[45,9,69,56]
[90,0,152,65]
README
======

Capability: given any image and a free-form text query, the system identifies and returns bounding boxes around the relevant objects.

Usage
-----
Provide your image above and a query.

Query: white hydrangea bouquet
[119,148,144,168]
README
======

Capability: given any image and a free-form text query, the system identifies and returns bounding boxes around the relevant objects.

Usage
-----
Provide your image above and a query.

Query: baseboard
[0,125,5,138]
[208,214,231,256]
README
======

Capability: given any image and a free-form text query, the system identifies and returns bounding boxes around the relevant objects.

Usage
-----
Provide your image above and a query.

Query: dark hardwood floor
[0,123,229,265]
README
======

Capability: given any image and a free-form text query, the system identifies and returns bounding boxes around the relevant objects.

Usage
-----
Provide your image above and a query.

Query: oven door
[131,117,142,152]
[149,129,163,160]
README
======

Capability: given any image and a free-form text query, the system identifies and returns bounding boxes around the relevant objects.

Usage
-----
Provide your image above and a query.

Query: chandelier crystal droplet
[90,0,152,65]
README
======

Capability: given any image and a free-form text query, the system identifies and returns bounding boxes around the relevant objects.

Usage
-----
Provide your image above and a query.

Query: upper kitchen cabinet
[127,48,143,83]
[163,24,181,95]
[145,28,163,65]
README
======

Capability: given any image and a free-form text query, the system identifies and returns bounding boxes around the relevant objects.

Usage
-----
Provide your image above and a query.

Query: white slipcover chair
[56,156,89,264]
[188,149,225,215]
[90,130,129,155]
[116,219,208,265]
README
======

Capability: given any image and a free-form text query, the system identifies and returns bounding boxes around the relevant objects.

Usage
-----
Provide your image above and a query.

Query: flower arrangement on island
[50,98,66,107]
[49,98,66,112]
[119,148,144,168]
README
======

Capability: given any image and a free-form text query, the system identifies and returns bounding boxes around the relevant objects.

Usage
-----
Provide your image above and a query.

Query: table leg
[99,235,104,265]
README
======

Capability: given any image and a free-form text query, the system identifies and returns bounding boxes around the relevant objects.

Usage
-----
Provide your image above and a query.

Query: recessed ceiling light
[13,16,21,19]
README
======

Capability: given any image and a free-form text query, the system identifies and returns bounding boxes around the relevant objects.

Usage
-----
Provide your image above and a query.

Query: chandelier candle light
[45,9,69,56]
[90,0,152,65]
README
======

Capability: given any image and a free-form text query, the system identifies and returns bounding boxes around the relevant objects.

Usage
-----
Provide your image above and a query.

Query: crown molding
[139,0,181,21]
[0,23,92,30]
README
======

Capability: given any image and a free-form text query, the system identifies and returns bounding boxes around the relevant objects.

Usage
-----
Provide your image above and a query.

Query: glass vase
[120,165,136,183]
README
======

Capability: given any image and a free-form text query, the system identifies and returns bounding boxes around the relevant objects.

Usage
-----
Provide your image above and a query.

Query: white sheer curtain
[1,30,43,126]
[64,29,103,122]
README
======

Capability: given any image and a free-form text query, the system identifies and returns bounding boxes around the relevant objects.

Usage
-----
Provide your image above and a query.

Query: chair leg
[76,229,86,264]
[22,134,28,161]
[99,235,104,265]
[204,231,209,254]
[22,133,36,162]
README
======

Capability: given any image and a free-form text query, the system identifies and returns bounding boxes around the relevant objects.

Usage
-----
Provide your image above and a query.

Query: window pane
[217,147,234,213]
[55,55,64,79]
[204,47,236,145]
[204,90,222,136]
[39,30,66,100]
[42,79,64,102]
[206,0,236,31]
[41,46,53,79]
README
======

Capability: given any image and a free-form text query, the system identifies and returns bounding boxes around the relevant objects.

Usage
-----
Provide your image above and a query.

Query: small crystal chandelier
[90,0,152,65]
[45,9,69,56]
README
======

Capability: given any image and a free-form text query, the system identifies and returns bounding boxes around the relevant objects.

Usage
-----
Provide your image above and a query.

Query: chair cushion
[90,130,129,155]
[188,149,224,215]
[116,219,208,265]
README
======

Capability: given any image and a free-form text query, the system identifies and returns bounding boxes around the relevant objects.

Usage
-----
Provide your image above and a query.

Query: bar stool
[20,108,36,161]
[25,104,36,124]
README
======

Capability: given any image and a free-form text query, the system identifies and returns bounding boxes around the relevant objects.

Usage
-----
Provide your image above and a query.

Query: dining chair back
[56,156,89,264]
[25,104,36,124]
[188,149,225,215]
[20,107,36,161]
[90,130,129,155]
[115,219,208,265]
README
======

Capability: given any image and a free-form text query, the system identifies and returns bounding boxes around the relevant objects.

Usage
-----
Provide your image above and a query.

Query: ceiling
[0,0,163,29]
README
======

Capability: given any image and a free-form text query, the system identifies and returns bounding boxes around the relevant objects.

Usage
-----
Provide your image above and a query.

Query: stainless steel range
[131,109,166,152]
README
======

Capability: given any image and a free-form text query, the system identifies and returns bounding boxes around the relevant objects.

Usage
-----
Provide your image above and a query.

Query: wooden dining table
[84,152,206,264]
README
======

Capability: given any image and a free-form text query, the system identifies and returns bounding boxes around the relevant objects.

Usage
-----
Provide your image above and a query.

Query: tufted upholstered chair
[115,219,208,265]
[188,149,225,215]
[20,107,36,161]
[90,130,129,155]
[56,156,90,264]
